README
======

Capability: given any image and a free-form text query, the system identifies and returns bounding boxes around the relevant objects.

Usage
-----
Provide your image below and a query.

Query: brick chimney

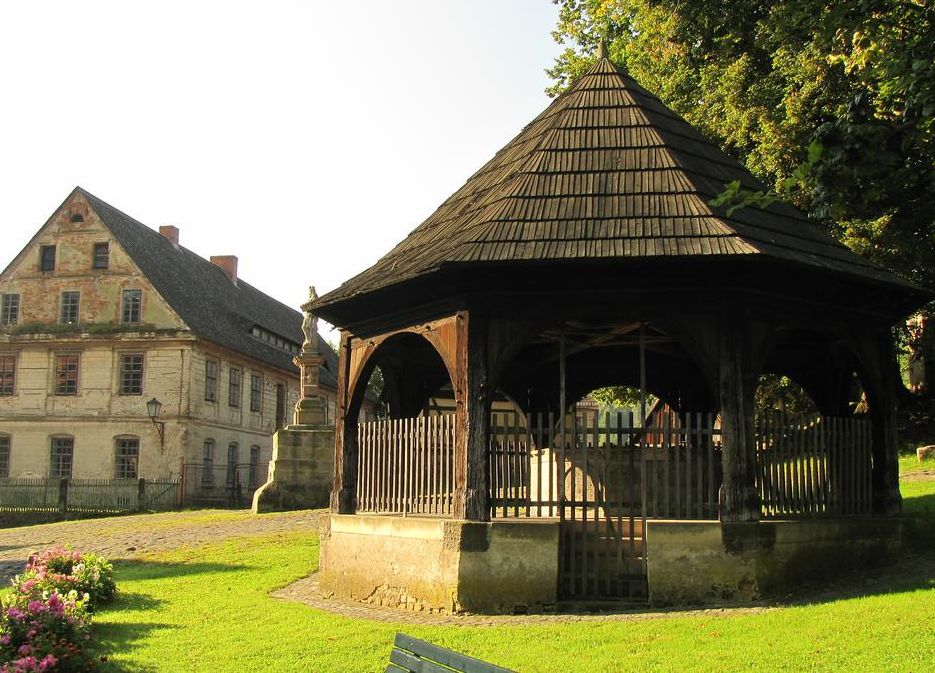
[210,255,238,285]
[159,225,180,247]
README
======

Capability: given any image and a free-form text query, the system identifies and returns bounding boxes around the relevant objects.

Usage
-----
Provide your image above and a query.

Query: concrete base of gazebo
[645,518,903,605]
[317,514,904,612]
[318,514,559,613]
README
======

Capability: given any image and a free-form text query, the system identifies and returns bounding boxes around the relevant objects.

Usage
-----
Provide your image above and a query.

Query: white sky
[0,0,563,335]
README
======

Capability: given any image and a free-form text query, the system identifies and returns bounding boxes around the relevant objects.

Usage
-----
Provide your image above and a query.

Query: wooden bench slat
[386,665,409,673]
[392,634,516,673]
[390,649,455,673]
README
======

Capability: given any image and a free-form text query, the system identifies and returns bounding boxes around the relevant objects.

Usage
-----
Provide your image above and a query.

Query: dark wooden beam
[717,318,761,522]
[869,332,902,516]
[452,310,490,521]
[331,330,357,514]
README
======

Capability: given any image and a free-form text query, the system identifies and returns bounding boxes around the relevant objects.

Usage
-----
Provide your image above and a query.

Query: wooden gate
[489,409,721,603]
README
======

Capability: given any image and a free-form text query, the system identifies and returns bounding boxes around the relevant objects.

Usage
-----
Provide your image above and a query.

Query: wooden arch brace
[330,312,491,520]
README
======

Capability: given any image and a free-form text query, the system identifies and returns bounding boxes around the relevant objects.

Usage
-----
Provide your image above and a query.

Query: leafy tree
[588,386,657,410]
[754,374,819,418]
[549,0,935,388]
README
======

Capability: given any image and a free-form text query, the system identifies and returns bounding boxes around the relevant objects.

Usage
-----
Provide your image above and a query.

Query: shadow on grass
[903,491,935,519]
[771,549,935,608]
[88,559,248,671]
[92,620,174,673]
[112,559,247,582]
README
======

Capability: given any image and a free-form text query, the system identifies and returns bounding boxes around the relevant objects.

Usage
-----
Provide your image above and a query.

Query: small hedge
[1,547,118,672]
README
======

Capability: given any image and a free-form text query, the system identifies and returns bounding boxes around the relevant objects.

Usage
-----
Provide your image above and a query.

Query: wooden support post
[331,331,358,514]
[453,311,490,521]
[870,332,901,516]
[639,322,647,426]
[559,333,567,524]
[717,320,760,522]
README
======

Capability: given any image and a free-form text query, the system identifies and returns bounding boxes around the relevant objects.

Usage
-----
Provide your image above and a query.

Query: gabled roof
[318,54,914,310]
[77,188,338,383]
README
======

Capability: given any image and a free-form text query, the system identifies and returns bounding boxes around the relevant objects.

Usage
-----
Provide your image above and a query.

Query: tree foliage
[754,374,819,418]
[588,386,657,410]
[548,0,935,291]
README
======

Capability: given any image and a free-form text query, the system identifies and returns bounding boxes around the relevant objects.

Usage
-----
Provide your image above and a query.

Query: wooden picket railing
[756,414,873,517]
[356,410,876,521]
[0,478,60,512]
[356,415,456,516]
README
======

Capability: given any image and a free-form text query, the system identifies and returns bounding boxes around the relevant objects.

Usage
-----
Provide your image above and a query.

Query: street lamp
[146,397,165,448]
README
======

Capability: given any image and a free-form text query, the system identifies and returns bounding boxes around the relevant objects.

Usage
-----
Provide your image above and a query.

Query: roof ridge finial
[596,41,609,60]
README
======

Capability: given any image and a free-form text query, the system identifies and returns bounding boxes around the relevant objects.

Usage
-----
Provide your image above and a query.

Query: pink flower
[0,634,10,645]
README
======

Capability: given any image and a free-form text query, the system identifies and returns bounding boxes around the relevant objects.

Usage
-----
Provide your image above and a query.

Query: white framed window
[115,437,139,479]
[59,291,79,325]
[121,289,141,324]
[118,353,144,395]
[201,439,215,484]
[50,436,73,478]
[0,294,19,326]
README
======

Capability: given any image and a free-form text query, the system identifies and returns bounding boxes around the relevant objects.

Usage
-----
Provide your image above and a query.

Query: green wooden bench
[387,633,517,673]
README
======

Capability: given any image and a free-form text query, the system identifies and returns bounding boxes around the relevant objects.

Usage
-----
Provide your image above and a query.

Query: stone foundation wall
[646,518,904,606]
[318,514,559,614]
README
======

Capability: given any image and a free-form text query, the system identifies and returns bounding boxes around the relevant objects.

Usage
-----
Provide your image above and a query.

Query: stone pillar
[252,287,335,513]
[718,319,760,522]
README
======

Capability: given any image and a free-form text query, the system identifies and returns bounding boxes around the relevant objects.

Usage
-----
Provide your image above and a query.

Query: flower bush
[0,547,118,671]
[12,549,116,610]
[0,590,91,672]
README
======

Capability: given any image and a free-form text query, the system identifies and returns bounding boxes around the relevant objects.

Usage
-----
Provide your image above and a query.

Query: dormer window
[249,325,300,355]
[39,245,56,272]
[93,242,110,269]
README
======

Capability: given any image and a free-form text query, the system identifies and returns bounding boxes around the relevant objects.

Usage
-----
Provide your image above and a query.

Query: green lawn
[88,480,935,673]
[900,451,935,478]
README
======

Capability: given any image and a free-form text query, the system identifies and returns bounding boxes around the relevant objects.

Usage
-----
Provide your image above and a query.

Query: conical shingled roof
[317,54,912,309]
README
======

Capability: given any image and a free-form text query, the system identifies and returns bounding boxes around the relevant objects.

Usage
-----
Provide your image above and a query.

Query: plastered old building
[0,187,344,494]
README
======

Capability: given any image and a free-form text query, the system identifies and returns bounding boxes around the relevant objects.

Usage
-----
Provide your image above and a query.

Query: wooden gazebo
[312,48,927,611]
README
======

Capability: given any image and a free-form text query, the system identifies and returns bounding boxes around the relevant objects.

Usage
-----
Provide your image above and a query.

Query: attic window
[249,326,300,355]
[39,245,56,272]
[93,242,110,269]
[70,214,85,223]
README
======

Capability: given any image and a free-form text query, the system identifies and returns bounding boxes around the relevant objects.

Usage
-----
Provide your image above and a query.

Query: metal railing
[181,462,268,508]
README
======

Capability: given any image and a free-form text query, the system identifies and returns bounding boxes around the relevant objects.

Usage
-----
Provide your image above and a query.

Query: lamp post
[146,397,165,448]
